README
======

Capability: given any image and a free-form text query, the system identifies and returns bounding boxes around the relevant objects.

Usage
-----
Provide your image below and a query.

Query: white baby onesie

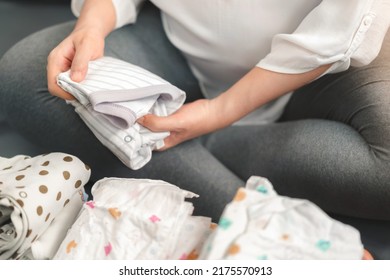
[53,178,211,260]
[57,56,186,170]
[0,153,91,260]
[200,176,364,260]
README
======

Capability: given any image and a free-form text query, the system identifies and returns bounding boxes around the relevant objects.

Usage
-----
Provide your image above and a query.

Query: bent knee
[343,74,390,160]
[1,21,75,76]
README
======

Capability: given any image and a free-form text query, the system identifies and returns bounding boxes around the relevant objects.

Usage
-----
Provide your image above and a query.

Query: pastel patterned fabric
[54,178,211,260]
[57,56,186,170]
[0,153,91,260]
[200,176,364,260]
[54,176,364,260]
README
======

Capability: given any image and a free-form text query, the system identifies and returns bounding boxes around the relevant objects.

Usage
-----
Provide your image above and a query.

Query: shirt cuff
[257,1,378,75]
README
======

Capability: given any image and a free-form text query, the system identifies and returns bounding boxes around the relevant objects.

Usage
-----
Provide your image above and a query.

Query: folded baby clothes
[57,56,186,170]
[0,153,91,259]
[200,176,364,260]
[54,178,211,260]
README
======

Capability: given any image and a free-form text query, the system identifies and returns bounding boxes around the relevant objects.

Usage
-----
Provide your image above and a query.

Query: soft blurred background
[0,0,73,57]
[0,0,73,156]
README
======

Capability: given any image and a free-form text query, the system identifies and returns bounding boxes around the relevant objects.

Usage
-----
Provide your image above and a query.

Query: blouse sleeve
[71,0,146,29]
[257,0,390,75]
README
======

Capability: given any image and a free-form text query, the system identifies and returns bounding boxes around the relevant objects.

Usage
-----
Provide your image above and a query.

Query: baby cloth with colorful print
[54,177,212,260]
[53,176,364,260]
[200,176,364,260]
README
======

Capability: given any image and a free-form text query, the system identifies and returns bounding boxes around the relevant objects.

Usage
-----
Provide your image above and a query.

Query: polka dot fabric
[199,176,364,260]
[0,153,91,259]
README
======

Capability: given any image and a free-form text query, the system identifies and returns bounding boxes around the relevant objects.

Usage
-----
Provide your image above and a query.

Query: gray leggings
[1,3,390,221]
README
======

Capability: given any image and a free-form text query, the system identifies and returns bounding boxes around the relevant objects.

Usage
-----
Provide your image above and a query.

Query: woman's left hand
[137,99,218,150]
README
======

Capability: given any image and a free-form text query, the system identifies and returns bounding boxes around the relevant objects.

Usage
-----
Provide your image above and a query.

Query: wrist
[74,0,116,38]
[208,96,236,131]
[72,24,108,40]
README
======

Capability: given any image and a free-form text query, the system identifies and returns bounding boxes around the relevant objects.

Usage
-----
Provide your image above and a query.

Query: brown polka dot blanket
[0,153,91,259]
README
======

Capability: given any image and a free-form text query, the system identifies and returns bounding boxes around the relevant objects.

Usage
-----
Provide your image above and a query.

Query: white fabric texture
[57,56,186,170]
[71,0,390,125]
[53,178,212,260]
[0,153,91,260]
[53,176,364,260]
[200,176,364,260]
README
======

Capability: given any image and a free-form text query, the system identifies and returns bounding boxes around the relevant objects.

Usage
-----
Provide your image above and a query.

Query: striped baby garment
[57,56,186,170]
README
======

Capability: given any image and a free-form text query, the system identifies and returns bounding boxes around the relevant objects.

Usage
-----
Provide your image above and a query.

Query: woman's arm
[138,64,330,150]
[210,64,331,129]
[139,1,385,150]
[47,0,116,99]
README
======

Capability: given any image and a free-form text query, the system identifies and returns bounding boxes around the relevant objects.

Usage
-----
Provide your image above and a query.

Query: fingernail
[70,71,81,81]
[137,117,145,124]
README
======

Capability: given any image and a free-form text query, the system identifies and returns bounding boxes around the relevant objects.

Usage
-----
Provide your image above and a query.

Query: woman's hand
[47,27,105,100]
[138,99,220,150]
[46,0,116,100]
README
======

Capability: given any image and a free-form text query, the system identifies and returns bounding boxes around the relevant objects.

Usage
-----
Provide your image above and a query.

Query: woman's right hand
[47,27,105,100]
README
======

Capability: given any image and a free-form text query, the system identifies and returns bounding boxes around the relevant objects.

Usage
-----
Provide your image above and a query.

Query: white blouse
[71,0,390,125]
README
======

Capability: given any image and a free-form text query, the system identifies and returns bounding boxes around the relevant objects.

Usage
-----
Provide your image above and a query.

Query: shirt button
[363,16,372,26]
[124,135,133,143]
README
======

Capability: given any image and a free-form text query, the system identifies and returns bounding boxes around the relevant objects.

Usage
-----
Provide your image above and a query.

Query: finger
[160,139,176,151]
[50,84,75,100]
[47,54,75,100]
[363,249,374,260]
[70,41,93,82]
[155,134,179,152]
[137,114,180,132]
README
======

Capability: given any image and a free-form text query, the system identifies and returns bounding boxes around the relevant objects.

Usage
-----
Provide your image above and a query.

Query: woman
[0,0,389,222]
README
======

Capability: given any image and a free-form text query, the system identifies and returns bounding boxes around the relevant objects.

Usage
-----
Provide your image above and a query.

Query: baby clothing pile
[57,56,186,170]
[0,153,91,260]
[0,152,364,260]
[54,176,364,260]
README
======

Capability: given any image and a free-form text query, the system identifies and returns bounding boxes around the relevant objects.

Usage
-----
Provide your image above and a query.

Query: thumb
[70,60,88,83]
[70,44,92,82]
[137,114,179,132]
